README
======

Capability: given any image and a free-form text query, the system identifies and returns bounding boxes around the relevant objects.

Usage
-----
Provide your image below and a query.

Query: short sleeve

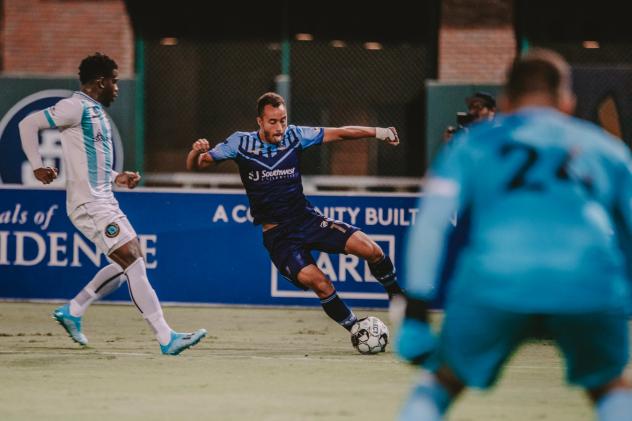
[209,133,240,162]
[44,98,82,129]
[294,126,324,150]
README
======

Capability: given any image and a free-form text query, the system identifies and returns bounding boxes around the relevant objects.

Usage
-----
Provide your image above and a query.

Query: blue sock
[399,373,452,421]
[320,292,357,330]
[597,389,632,421]
[368,255,403,297]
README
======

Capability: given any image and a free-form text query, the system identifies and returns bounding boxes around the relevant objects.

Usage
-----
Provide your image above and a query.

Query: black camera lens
[456,112,475,127]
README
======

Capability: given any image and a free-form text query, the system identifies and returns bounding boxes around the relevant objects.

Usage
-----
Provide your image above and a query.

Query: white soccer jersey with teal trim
[43,91,115,213]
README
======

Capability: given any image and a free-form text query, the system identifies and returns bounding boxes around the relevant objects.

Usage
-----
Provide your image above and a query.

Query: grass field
[1,302,624,420]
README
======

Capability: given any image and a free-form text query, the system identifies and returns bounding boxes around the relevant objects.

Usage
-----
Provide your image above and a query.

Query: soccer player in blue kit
[186,92,404,334]
[395,49,632,420]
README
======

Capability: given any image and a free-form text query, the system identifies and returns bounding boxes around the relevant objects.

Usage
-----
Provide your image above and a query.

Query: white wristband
[375,127,396,141]
[375,127,389,140]
[111,170,119,183]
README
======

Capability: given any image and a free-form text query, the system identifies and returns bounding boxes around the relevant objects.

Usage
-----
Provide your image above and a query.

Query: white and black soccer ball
[350,316,389,354]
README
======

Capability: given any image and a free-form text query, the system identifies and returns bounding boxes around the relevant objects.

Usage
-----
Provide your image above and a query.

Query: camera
[456,112,476,128]
[445,112,475,137]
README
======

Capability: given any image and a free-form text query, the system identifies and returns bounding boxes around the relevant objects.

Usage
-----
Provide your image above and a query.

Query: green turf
[0,302,621,420]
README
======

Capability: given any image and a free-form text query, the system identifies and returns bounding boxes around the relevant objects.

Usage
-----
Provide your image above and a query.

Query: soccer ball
[350,316,389,354]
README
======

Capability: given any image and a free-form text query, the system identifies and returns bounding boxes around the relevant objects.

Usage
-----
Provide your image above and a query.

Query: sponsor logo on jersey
[248,167,297,183]
[0,90,124,185]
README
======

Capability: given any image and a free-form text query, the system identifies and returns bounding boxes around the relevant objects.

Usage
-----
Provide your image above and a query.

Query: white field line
[0,349,566,368]
[0,349,393,363]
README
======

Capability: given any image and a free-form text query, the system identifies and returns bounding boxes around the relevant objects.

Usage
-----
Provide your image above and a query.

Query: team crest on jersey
[105,222,120,238]
[320,221,328,228]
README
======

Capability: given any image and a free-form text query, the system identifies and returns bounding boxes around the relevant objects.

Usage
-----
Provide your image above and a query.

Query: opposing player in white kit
[18,53,206,355]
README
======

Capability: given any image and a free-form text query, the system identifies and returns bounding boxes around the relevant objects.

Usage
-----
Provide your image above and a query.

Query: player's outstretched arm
[323,126,400,145]
[186,138,214,171]
[19,111,58,184]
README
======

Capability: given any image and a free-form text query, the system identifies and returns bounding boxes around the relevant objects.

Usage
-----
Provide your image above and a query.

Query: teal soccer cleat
[160,329,207,355]
[52,304,88,346]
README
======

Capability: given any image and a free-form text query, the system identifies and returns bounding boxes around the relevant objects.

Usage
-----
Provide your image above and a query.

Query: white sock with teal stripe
[69,263,125,317]
[124,258,172,345]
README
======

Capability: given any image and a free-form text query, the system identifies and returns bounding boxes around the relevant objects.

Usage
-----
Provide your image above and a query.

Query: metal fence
[144,38,432,177]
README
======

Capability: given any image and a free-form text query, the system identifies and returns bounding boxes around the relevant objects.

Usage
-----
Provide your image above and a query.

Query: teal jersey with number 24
[405,106,632,313]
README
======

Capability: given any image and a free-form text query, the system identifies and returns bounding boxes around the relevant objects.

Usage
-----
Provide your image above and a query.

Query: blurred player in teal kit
[395,48,632,420]
[186,92,404,336]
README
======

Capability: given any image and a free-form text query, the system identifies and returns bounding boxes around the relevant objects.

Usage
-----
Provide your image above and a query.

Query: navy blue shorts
[262,213,360,290]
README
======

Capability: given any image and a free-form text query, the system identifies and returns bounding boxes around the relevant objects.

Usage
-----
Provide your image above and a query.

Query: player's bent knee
[311,280,335,298]
[299,274,333,297]
[368,241,385,262]
[109,238,144,269]
[360,238,384,263]
[303,276,333,296]
[346,232,383,262]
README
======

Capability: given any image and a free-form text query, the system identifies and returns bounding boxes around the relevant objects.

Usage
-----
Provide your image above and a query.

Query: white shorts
[69,200,137,255]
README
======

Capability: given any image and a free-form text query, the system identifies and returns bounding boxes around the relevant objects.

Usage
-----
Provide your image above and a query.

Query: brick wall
[439,0,516,82]
[0,0,5,70]
[1,0,517,82]
[2,0,133,76]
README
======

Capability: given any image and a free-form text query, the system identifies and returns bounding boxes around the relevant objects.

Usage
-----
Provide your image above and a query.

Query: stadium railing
[144,172,422,193]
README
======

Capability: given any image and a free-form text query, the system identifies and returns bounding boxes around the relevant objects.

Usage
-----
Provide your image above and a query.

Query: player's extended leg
[344,231,403,298]
[399,367,464,421]
[401,300,529,419]
[53,263,126,345]
[109,238,206,355]
[69,263,126,316]
[546,311,631,420]
[590,377,632,421]
[296,264,358,330]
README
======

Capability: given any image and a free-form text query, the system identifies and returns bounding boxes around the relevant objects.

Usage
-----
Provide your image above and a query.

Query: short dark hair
[504,48,571,102]
[78,53,118,84]
[466,91,496,109]
[257,92,285,116]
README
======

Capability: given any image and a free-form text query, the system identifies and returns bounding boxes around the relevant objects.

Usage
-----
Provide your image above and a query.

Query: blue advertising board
[0,186,426,308]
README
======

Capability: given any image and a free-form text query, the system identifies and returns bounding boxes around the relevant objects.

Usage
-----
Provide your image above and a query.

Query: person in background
[443,91,497,142]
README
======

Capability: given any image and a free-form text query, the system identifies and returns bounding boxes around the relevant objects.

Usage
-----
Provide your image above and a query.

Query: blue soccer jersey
[405,107,632,313]
[208,125,324,225]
